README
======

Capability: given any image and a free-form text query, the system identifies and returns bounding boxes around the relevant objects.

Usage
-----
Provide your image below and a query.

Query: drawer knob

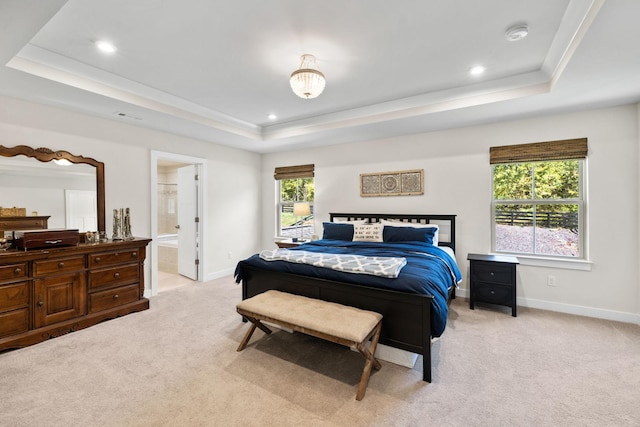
[490,290,495,295]
[95,257,101,263]
[490,272,494,276]
[114,272,120,279]
[131,252,137,257]
[37,299,44,307]
[113,294,119,299]
[14,267,22,274]
[58,262,65,268]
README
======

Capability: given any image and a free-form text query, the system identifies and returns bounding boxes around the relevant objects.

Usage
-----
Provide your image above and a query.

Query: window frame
[491,158,588,261]
[274,164,315,239]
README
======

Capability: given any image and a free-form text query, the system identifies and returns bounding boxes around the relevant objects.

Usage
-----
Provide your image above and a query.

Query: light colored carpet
[1,276,638,426]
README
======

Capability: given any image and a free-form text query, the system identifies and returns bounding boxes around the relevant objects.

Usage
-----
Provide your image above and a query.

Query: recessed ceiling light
[96,40,117,54]
[267,113,277,120]
[470,65,486,76]
[505,25,529,42]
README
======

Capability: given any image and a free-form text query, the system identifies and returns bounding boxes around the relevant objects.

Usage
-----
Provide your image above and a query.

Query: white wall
[2,95,637,323]
[0,96,262,285]
[262,104,640,323]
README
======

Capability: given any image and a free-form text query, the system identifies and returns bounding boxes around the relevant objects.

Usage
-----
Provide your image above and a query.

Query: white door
[65,190,97,232]
[177,165,198,280]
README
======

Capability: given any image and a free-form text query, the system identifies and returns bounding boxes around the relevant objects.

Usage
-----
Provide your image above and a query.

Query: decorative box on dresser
[0,238,151,351]
[467,253,519,317]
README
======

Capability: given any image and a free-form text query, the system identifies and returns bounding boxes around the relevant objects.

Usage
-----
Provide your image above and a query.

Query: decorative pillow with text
[352,224,383,242]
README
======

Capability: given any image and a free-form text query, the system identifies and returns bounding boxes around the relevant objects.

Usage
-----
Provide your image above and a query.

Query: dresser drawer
[88,284,140,313]
[0,281,29,312]
[33,256,85,276]
[89,250,141,268]
[88,264,140,290]
[474,282,513,306]
[0,263,27,282]
[472,261,514,285]
[0,308,29,338]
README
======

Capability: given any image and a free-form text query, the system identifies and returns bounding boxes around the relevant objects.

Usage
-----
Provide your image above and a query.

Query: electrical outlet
[547,275,557,286]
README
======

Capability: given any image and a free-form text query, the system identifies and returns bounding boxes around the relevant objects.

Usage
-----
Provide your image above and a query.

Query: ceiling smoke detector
[505,25,529,42]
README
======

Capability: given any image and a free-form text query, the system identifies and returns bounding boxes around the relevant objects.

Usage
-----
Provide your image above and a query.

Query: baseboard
[205,268,235,282]
[455,288,639,325]
[518,298,639,324]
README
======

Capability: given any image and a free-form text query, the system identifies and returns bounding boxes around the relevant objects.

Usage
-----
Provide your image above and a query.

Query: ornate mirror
[0,145,105,232]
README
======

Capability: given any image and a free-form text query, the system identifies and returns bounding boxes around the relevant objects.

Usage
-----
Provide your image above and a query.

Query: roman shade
[274,164,315,180]
[490,138,588,164]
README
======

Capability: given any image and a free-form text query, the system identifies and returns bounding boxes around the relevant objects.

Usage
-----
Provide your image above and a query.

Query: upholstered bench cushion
[236,290,383,343]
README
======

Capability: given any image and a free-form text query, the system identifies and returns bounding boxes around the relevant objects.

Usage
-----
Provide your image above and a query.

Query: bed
[234,213,460,382]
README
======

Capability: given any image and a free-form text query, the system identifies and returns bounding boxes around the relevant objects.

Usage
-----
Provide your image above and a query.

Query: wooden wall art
[360,169,424,197]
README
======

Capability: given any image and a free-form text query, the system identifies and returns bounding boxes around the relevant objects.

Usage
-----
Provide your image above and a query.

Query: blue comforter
[234,239,461,337]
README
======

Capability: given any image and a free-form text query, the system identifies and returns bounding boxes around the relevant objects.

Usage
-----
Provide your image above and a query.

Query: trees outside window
[278,177,314,239]
[493,159,584,258]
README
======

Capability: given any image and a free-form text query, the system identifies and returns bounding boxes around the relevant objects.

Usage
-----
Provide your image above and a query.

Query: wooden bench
[236,290,383,401]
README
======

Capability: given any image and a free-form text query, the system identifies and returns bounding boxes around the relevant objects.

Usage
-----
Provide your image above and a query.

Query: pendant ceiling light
[289,54,326,99]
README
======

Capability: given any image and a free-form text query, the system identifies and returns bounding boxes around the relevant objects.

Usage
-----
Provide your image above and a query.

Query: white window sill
[493,253,592,271]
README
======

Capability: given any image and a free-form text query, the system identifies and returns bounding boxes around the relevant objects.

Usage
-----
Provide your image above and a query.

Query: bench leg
[355,322,382,401]
[237,317,272,352]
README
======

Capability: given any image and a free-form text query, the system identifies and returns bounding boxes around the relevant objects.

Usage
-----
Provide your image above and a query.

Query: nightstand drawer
[472,261,513,285]
[474,282,513,306]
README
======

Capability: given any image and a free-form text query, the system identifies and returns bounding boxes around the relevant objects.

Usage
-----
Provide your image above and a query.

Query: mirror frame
[0,145,105,232]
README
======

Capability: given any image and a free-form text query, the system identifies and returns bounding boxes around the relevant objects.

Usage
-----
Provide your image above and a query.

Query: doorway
[150,151,207,296]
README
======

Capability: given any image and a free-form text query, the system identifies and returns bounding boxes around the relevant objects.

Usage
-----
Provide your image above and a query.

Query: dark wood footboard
[240,265,435,382]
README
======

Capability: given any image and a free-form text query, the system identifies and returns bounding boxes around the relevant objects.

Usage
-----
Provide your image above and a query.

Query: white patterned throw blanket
[259,249,407,278]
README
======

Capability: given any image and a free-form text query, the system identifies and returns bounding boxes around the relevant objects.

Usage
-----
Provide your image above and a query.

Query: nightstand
[468,253,519,317]
[275,239,306,249]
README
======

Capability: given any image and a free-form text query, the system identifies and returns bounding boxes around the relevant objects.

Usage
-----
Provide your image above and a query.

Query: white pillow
[333,218,367,225]
[379,219,439,245]
[353,224,383,242]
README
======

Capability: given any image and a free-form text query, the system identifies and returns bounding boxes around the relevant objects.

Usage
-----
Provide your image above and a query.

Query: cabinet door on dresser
[0,263,29,338]
[33,256,86,328]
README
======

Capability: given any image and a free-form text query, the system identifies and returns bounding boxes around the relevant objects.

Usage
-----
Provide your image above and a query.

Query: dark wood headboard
[329,213,456,252]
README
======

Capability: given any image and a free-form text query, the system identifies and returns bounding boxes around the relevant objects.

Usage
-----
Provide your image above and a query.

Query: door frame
[149,150,207,296]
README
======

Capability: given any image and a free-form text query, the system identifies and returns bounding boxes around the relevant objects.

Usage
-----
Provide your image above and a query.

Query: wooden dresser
[0,238,151,351]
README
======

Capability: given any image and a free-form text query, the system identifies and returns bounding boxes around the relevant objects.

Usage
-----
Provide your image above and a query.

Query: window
[490,139,587,259]
[274,164,314,239]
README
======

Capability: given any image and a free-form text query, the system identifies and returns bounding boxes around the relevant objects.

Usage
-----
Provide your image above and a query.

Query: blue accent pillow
[322,222,354,240]
[383,225,436,245]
